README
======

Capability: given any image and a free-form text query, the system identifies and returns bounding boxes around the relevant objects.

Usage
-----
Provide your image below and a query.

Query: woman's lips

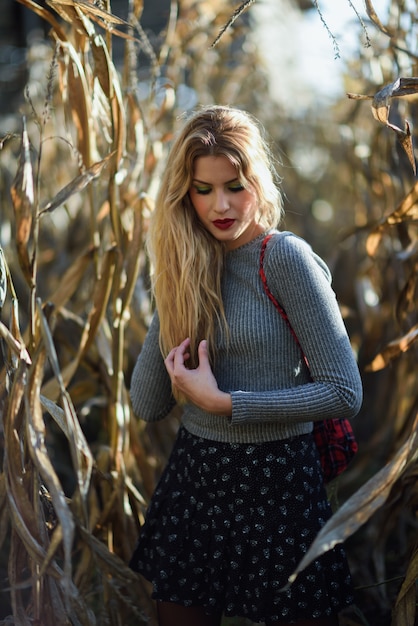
[213,219,235,230]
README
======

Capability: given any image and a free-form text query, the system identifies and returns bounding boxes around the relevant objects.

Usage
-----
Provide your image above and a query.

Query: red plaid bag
[260,234,358,483]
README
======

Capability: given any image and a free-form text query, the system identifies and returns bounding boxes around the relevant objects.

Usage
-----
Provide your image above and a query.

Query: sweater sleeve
[129,311,176,421]
[230,232,363,426]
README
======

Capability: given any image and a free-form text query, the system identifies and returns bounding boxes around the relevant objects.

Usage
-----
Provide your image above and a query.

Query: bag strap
[259,233,309,369]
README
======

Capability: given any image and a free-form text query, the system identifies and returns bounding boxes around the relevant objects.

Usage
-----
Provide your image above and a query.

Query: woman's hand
[164,338,232,416]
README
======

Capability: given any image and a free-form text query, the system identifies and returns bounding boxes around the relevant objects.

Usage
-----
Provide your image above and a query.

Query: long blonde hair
[147,105,283,372]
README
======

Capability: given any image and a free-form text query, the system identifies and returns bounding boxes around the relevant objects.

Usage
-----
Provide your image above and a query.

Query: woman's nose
[215,190,229,213]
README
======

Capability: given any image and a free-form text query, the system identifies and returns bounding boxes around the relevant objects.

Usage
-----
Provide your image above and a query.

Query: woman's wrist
[209,391,232,417]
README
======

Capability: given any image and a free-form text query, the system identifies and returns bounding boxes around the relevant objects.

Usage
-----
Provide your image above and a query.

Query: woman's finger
[164,347,177,375]
[173,338,191,367]
[197,340,209,367]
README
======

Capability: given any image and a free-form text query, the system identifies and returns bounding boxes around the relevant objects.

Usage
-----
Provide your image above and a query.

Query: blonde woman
[129,105,362,626]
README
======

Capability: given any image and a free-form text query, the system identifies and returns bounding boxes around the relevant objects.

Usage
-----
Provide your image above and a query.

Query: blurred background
[0,1,417,624]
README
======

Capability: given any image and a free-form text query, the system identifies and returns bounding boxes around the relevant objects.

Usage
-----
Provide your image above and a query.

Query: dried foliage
[0,1,269,625]
[0,1,417,625]
[299,3,418,623]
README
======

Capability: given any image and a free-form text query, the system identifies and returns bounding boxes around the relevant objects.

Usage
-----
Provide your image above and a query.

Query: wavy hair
[147,105,284,379]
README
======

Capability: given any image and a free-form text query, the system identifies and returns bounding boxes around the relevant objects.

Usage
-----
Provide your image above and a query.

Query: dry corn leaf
[54,0,130,26]
[348,78,418,174]
[7,464,92,623]
[391,543,418,625]
[75,521,156,620]
[0,256,25,360]
[7,526,25,622]
[72,526,157,625]
[372,77,418,117]
[0,321,32,365]
[72,526,98,584]
[10,297,26,354]
[364,0,393,35]
[124,474,147,508]
[41,357,81,401]
[39,151,116,216]
[41,248,117,400]
[10,117,34,286]
[365,226,384,257]
[74,2,97,38]
[17,0,68,40]
[385,179,418,224]
[58,390,92,503]
[91,34,112,98]
[4,366,57,570]
[40,394,68,435]
[36,301,93,502]
[37,524,64,578]
[87,36,127,246]
[48,4,87,35]
[47,247,95,309]
[25,343,74,591]
[79,245,118,358]
[0,474,9,552]
[0,246,7,310]
[288,414,418,585]
[110,61,126,168]
[119,200,145,313]
[95,322,113,376]
[396,260,418,322]
[51,0,140,41]
[90,35,126,168]
[397,239,418,262]
[125,92,146,170]
[366,180,418,256]
[158,0,177,66]
[56,39,93,167]
[366,324,418,372]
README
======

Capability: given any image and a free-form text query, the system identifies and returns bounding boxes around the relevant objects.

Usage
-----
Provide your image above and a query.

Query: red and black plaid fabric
[312,418,358,483]
[259,234,358,483]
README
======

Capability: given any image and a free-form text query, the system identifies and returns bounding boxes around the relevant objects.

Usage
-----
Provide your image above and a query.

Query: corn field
[0,1,417,625]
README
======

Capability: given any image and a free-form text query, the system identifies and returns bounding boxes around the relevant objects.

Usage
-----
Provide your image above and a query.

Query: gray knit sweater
[130,230,363,443]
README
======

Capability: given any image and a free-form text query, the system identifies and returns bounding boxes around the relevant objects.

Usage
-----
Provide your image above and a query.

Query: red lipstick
[213,219,235,230]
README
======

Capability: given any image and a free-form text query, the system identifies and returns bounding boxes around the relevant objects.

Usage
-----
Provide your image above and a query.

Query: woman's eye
[229,184,245,193]
[195,186,211,195]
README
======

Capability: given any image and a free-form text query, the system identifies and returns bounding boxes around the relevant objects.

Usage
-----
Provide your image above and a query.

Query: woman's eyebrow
[192,177,239,185]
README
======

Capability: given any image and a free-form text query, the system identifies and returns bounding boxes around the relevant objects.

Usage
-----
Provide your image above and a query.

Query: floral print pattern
[130,427,354,622]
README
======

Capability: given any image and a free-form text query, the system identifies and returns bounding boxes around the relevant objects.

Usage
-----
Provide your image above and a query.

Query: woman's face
[189,155,264,250]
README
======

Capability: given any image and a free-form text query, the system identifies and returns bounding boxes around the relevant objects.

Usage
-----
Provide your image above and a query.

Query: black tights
[156,601,339,626]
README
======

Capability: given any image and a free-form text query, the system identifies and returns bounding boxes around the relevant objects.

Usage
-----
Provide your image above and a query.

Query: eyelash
[195,188,211,195]
[195,184,245,195]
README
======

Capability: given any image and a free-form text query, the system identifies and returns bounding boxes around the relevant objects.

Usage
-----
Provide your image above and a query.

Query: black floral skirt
[130,426,354,623]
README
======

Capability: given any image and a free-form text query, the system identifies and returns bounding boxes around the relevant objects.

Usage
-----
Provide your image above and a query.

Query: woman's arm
[129,312,176,421]
[231,232,363,425]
